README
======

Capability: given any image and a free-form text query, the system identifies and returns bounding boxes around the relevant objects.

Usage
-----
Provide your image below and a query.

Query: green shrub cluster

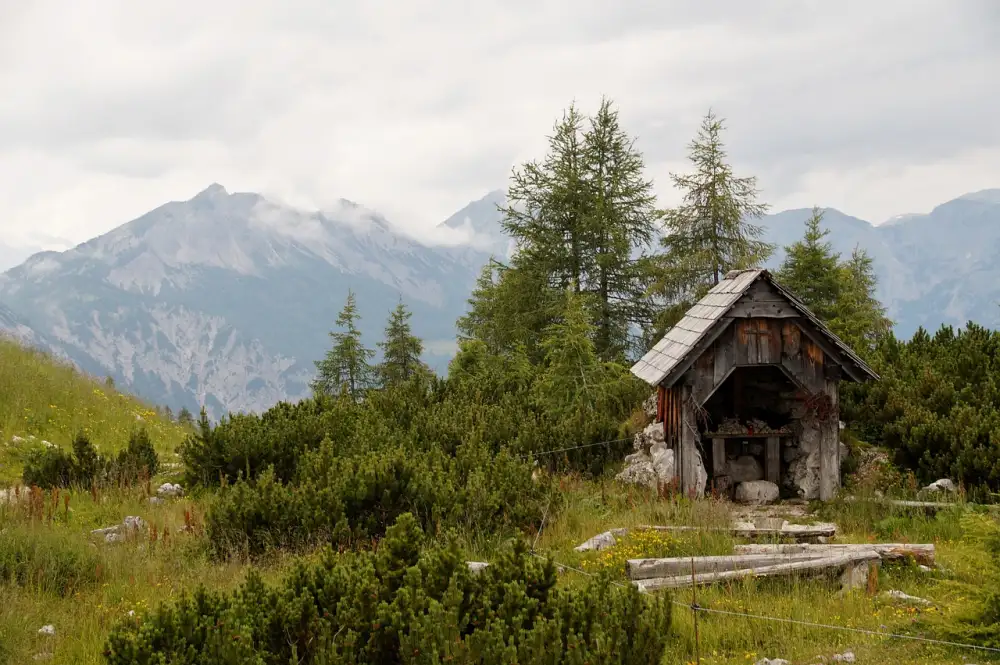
[179,396,368,487]
[206,437,546,557]
[181,356,642,492]
[104,514,673,664]
[180,337,644,556]
[21,429,159,489]
[845,323,1000,490]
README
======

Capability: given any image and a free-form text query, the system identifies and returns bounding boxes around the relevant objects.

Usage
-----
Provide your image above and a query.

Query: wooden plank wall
[688,318,829,406]
[656,385,684,486]
[662,386,681,449]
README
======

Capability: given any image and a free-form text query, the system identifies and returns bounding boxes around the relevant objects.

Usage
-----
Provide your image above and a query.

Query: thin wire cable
[515,436,633,460]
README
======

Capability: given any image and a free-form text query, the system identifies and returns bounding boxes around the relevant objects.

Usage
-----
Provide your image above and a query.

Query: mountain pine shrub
[21,429,159,489]
[845,323,1000,491]
[104,514,673,664]
[205,438,547,558]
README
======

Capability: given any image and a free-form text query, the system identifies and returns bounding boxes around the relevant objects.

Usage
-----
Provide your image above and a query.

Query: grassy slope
[0,337,189,484]
[0,336,997,663]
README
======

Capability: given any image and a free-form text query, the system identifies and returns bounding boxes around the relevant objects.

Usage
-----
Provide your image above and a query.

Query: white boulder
[92,516,147,543]
[650,443,675,481]
[617,440,675,491]
[885,589,933,606]
[574,529,627,552]
[735,480,780,505]
[729,455,764,483]
[156,482,184,498]
[923,478,957,494]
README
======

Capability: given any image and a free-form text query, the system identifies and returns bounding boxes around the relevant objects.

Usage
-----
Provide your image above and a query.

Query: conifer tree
[581,98,660,361]
[377,299,428,387]
[533,288,604,419]
[653,109,774,331]
[501,104,591,293]
[831,247,893,358]
[775,207,842,321]
[532,287,647,442]
[478,98,659,362]
[312,290,375,400]
[177,407,194,427]
[774,211,892,360]
[457,260,562,361]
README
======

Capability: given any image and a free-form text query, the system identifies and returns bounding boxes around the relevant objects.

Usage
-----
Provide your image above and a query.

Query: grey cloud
[0,0,997,242]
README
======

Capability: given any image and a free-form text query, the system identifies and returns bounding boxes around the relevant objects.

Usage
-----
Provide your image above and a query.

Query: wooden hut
[631,269,879,501]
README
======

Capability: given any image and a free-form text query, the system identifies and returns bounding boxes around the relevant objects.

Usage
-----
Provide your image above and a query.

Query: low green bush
[205,439,548,558]
[104,514,673,664]
[845,323,1000,491]
[21,429,159,489]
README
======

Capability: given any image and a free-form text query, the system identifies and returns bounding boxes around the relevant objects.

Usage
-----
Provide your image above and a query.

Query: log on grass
[633,550,881,593]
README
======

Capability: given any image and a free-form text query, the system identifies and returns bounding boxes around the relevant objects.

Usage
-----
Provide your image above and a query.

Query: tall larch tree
[377,299,428,387]
[653,109,774,333]
[473,98,659,363]
[500,104,592,294]
[775,207,842,322]
[312,290,375,400]
[581,98,660,361]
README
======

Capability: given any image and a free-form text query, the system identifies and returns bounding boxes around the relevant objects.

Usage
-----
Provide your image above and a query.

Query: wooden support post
[712,438,726,477]
[765,436,780,484]
[819,379,841,501]
[680,384,700,498]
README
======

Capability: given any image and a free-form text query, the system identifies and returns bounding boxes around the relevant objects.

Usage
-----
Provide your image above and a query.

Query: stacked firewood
[713,417,791,435]
[717,417,744,434]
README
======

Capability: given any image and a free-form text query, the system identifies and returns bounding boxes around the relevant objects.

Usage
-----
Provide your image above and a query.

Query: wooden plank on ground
[627,553,836,580]
[633,550,881,592]
[735,543,935,566]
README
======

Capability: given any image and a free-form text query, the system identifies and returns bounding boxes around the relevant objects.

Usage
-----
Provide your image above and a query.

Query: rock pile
[615,394,707,494]
[92,516,146,544]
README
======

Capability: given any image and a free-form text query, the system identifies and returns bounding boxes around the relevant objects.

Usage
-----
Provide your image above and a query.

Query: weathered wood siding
[688,318,828,406]
[655,384,687,488]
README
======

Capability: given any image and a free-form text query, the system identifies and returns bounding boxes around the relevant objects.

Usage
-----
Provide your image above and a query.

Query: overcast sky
[1,0,997,248]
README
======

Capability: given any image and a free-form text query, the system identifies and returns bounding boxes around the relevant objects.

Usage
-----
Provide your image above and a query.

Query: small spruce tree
[177,407,194,427]
[831,246,893,358]
[312,290,375,400]
[376,299,428,387]
[775,207,842,321]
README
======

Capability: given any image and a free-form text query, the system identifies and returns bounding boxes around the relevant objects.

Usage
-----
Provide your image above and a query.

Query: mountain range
[1,185,997,418]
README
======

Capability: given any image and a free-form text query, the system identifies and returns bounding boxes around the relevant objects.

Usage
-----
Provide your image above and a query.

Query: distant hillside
[0,184,997,418]
[0,185,503,418]
[756,190,1000,335]
[0,335,189,485]
[0,241,43,274]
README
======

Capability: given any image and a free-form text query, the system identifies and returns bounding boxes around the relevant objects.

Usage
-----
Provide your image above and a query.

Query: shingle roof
[631,269,879,387]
